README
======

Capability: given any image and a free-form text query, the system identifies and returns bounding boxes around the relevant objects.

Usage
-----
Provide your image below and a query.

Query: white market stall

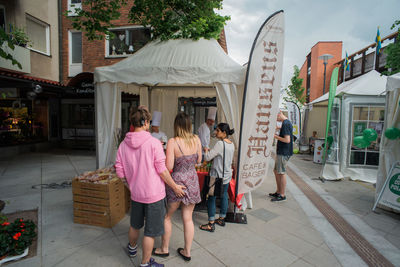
[94,38,246,168]
[305,70,387,183]
[375,73,400,211]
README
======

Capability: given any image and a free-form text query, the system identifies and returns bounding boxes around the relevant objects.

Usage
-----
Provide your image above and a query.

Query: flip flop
[199,222,215,232]
[177,248,191,261]
[152,248,169,257]
[215,217,225,227]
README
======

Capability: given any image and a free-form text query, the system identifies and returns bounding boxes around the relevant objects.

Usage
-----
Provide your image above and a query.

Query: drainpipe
[58,0,63,84]
[58,0,63,143]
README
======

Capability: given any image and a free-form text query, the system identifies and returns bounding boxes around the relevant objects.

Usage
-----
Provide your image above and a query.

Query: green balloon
[353,136,370,148]
[385,127,400,140]
[363,128,378,142]
[327,136,334,146]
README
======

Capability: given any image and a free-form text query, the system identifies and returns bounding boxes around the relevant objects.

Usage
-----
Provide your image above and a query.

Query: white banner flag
[286,101,300,141]
[237,11,285,194]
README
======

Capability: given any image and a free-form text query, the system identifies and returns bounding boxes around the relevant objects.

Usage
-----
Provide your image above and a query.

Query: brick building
[298,41,342,103]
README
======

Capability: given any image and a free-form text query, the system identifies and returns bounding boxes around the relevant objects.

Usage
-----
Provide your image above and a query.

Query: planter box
[0,248,29,265]
[72,178,126,228]
[0,44,30,73]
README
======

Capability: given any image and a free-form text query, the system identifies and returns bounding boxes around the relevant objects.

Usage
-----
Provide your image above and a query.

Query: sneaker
[127,243,137,258]
[271,194,286,202]
[268,192,279,198]
[141,257,164,267]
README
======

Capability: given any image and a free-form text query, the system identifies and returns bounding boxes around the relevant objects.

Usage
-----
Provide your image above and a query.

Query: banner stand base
[225,212,247,224]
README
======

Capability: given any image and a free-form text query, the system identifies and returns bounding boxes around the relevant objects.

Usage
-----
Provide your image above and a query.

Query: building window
[26,15,50,55]
[0,5,5,30]
[69,31,82,77]
[67,0,82,16]
[306,54,311,103]
[105,26,151,57]
[349,105,385,166]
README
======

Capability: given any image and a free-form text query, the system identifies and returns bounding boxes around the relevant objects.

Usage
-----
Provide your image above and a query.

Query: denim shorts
[274,155,291,174]
[130,198,166,237]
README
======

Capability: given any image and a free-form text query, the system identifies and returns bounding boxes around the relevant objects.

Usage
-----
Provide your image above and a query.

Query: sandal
[177,248,191,261]
[199,222,215,232]
[215,217,225,227]
[152,248,169,257]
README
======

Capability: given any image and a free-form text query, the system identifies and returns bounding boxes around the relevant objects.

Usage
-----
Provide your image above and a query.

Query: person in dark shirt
[270,110,293,202]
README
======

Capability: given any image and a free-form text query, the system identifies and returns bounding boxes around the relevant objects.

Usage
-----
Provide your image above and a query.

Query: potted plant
[9,25,32,48]
[0,214,37,264]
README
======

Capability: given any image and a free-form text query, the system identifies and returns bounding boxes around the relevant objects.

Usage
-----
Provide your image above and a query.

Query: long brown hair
[174,112,196,148]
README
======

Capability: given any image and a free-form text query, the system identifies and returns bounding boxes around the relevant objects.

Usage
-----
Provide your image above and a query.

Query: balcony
[335,31,397,84]
[0,43,31,74]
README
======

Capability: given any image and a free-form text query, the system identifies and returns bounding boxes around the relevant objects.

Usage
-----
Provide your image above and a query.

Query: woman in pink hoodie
[115,106,185,267]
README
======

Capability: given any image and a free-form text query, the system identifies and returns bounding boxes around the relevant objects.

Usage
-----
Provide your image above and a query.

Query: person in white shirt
[198,107,217,154]
[151,111,168,150]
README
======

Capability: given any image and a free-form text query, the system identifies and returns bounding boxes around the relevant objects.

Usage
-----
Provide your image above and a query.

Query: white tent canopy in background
[309,70,387,105]
[376,73,400,207]
[305,70,387,183]
[94,38,246,168]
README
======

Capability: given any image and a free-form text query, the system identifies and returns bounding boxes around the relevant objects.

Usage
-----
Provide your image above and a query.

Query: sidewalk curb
[286,161,400,266]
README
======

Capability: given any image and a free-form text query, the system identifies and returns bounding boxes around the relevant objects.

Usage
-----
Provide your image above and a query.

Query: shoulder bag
[202,141,225,199]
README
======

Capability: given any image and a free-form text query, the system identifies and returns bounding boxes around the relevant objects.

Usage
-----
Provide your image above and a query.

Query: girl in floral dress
[152,112,202,262]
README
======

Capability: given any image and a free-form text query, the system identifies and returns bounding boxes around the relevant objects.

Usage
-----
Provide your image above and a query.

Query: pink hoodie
[115,131,167,203]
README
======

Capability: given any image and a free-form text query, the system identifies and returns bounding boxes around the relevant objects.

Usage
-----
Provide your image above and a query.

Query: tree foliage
[66,0,230,41]
[66,0,128,41]
[384,19,400,75]
[284,65,306,107]
[129,0,230,41]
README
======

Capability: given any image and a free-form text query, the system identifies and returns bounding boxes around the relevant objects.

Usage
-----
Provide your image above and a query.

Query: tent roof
[94,38,246,86]
[386,72,400,92]
[309,70,387,105]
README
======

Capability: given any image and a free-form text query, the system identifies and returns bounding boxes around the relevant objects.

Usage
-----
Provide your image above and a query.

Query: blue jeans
[207,183,229,221]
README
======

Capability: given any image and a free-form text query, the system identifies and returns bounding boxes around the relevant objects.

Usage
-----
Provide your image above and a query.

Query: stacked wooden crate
[72,178,126,228]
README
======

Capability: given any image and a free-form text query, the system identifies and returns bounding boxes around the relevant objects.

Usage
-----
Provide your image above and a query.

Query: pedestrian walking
[270,110,293,202]
[199,123,235,232]
[152,112,202,262]
[115,106,185,267]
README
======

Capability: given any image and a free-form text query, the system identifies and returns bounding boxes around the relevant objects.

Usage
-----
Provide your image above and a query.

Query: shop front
[0,72,65,153]
[65,72,139,150]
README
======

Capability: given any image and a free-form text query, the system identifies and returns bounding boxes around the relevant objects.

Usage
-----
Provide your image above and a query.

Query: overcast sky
[218,0,400,87]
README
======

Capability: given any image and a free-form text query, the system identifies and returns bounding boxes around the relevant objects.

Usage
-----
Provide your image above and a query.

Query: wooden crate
[72,178,126,228]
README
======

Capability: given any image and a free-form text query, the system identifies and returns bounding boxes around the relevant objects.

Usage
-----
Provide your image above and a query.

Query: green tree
[384,20,400,75]
[130,0,230,41]
[284,65,306,107]
[66,0,230,41]
[66,0,128,41]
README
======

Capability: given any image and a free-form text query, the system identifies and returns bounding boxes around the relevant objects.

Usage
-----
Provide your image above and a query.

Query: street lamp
[318,54,333,95]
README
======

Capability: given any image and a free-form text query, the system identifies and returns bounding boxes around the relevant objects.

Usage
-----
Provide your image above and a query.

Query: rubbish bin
[313,138,325,164]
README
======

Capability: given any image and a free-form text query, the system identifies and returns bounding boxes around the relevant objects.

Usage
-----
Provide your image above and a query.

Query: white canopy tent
[305,70,387,182]
[376,73,400,208]
[94,38,246,168]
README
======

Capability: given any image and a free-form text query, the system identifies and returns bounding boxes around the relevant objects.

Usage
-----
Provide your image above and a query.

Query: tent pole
[95,84,99,169]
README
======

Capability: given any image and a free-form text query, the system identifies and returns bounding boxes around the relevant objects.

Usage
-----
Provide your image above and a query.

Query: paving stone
[274,233,318,257]
[249,208,279,222]
[301,246,342,267]
[289,258,314,267]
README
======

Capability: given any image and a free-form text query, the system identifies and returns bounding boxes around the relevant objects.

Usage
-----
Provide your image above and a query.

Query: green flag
[323,67,339,163]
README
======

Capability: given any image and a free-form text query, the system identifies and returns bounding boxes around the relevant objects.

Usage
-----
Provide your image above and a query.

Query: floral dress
[166,143,201,205]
